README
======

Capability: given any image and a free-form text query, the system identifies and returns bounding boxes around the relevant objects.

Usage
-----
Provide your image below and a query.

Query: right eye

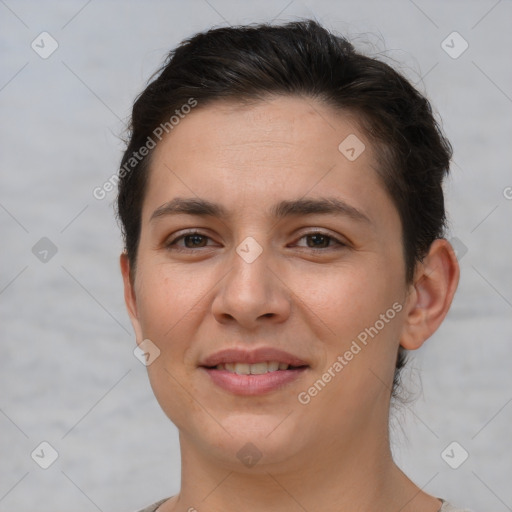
[164,230,218,252]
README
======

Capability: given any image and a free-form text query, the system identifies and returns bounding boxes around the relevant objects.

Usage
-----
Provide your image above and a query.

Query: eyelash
[165,229,347,252]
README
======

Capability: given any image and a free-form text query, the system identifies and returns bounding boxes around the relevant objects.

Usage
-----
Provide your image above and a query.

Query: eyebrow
[150,196,372,224]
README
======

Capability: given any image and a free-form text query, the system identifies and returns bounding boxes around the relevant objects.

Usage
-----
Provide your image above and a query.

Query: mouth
[202,361,308,375]
[198,347,310,395]
[199,346,309,369]
[199,347,310,396]
[200,365,309,395]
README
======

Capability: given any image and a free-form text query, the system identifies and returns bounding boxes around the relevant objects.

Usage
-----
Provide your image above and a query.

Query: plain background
[1,1,511,511]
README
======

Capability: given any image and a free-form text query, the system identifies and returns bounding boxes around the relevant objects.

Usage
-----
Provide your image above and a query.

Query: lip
[199,347,309,367]
[200,367,308,395]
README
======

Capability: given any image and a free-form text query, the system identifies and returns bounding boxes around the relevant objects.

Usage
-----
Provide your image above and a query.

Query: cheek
[133,265,207,389]
[292,261,400,343]
[135,261,208,338]
[294,258,406,401]
[133,263,211,427]
[295,265,405,411]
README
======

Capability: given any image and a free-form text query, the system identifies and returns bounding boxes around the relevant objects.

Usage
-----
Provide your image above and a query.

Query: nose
[211,241,291,330]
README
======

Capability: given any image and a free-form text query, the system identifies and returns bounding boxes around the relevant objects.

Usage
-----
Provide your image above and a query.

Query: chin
[202,413,305,468]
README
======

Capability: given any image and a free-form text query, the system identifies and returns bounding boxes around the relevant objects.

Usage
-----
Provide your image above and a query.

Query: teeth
[216,361,291,374]
[249,362,268,375]
[267,361,280,372]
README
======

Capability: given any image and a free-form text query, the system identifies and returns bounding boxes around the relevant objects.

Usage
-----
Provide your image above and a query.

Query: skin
[120,95,459,512]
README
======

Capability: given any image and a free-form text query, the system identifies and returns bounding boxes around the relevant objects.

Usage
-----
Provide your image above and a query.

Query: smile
[211,361,304,374]
[201,365,308,395]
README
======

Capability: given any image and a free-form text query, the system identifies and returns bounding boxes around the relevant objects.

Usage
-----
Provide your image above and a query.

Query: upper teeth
[216,361,291,374]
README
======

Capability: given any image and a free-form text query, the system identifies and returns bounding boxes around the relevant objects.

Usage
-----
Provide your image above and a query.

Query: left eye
[294,232,345,249]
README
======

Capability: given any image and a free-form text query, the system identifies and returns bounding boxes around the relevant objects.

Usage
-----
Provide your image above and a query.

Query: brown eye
[182,234,208,248]
[166,231,214,251]
[295,231,346,250]
[306,233,331,248]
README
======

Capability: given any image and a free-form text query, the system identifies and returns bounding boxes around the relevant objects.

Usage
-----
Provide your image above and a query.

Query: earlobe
[400,239,460,350]
[120,253,144,342]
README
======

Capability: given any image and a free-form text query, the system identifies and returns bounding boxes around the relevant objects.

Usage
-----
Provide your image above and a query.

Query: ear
[120,252,144,343]
[400,238,460,350]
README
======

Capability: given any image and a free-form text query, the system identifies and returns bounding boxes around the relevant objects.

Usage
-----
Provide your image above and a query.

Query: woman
[117,20,470,512]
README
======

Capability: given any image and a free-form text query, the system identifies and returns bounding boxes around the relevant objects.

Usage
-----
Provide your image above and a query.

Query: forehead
[153,95,366,164]
[143,95,397,228]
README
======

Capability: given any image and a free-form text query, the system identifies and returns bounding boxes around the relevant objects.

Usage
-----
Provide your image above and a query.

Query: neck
[161,419,441,512]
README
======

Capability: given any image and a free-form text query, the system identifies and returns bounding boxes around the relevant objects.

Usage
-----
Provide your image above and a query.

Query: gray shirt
[134,497,473,512]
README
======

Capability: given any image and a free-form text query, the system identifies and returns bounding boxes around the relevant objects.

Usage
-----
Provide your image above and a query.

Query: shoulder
[132,497,170,512]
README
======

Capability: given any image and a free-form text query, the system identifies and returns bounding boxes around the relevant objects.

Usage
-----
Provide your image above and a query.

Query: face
[122,95,413,470]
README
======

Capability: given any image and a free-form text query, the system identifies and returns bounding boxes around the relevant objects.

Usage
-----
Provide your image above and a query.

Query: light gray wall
[1,1,511,511]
